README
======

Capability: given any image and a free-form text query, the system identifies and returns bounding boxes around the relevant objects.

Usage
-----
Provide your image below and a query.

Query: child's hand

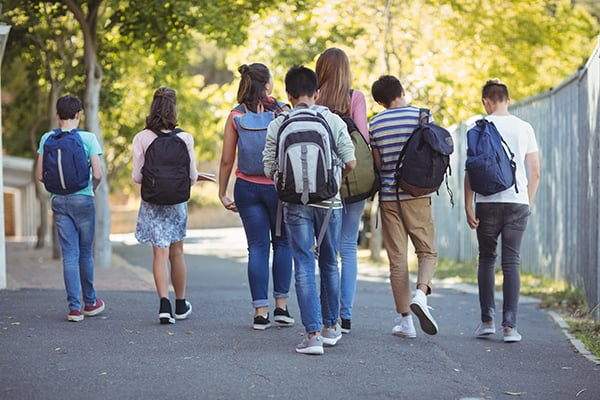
[220,195,238,213]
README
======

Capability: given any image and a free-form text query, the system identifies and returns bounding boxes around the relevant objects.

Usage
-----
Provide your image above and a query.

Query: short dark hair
[482,79,510,102]
[56,95,82,120]
[285,65,318,99]
[371,75,404,107]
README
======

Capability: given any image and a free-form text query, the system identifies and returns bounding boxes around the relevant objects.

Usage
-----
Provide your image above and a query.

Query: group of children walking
[37,47,539,356]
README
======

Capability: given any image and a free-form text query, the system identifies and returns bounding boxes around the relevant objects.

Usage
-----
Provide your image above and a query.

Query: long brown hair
[145,87,178,131]
[315,48,352,115]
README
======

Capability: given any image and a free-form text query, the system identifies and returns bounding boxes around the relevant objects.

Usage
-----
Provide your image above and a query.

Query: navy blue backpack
[465,118,518,196]
[42,129,90,195]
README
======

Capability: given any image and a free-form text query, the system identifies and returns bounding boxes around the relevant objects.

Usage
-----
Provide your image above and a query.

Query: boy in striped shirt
[369,75,439,338]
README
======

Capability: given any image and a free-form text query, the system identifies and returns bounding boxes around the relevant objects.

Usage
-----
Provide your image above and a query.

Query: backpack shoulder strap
[233,104,247,113]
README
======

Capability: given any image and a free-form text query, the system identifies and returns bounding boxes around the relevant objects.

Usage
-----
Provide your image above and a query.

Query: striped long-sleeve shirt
[368,105,432,202]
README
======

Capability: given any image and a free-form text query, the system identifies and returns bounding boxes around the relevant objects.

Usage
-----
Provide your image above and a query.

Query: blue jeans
[284,203,341,333]
[339,199,366,320]
[234,179,292,309]
[476,203,530,328]
[51,194,97,311]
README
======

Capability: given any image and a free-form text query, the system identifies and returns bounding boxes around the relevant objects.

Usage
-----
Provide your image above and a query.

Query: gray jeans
[476,203,530,328]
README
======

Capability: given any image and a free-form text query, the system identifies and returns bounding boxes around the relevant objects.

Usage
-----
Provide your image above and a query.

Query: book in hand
[197,172,216,182]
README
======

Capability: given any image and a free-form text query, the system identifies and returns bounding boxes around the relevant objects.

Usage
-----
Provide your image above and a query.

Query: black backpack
[141,128,191,205]
[394,109,454,203]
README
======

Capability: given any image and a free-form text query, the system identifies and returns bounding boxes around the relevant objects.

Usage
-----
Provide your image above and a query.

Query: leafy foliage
[1,0,598,195]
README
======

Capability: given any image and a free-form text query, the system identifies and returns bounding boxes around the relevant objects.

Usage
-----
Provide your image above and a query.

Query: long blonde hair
[315,48,352,115]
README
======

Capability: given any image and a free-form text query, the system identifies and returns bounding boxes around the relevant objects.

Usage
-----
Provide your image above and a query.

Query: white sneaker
[392,315,417,338]
[409,290,439,335]
[474,322,496,337]
[503,327,522,343]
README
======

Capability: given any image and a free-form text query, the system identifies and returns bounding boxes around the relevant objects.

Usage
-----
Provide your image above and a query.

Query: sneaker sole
[67,315,84,322]
[159,313,175,324]
[175,302,192,320]
[322,335,342,346]
[273,316,295,326]
[410,302,438,335]
[253,323,271,330]
[340,328,351,334]
[475,328,496,338]
[504,335,522,343]
[295,346,324,355]
[392,331,416,339]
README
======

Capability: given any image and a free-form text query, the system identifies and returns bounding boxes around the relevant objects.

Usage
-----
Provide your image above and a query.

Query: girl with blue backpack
[218,63,295,330]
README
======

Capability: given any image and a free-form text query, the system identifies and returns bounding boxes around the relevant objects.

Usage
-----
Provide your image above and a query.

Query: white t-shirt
[474,114,538,205]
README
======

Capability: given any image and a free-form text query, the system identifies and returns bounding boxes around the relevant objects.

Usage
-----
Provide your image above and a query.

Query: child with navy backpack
[369,75,440,339]
[36,95,105,322]
[464,79,540,343]
[218,63,296,330]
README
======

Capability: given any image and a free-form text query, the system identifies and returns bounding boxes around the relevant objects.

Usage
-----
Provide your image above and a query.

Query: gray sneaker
[321,324,342,346]
[503,327,522,343]
[296,335,324,355]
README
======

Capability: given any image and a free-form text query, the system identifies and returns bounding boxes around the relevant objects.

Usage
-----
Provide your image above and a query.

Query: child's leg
[169,240,187,299]
[152,245,171,299]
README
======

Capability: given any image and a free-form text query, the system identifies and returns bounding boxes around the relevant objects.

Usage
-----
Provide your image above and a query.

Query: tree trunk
[64,0,112,268]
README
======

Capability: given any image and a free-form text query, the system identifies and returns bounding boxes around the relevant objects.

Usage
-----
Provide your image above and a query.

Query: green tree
[3,0,312,265]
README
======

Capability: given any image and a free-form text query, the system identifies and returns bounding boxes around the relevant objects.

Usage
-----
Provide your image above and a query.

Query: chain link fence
[432,37,600,320]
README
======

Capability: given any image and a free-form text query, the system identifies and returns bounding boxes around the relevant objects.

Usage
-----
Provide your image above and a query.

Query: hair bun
[238,64,249,75]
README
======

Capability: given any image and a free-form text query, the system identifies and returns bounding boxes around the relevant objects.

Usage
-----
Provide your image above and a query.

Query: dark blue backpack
[42,129,90,195]
[141,128,191,205]
[466,118,518,196]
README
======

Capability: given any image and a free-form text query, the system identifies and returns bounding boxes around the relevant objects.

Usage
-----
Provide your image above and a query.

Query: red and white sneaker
[67,310,84,322]
[83,299,105,317]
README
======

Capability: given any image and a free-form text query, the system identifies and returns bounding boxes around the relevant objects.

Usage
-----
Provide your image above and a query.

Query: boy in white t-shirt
[464,79,541,343]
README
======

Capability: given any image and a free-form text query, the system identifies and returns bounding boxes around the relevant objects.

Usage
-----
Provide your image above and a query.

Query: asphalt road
[1,228,598,400]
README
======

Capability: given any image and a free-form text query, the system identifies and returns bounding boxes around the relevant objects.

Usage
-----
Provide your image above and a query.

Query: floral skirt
[135,200,187,248]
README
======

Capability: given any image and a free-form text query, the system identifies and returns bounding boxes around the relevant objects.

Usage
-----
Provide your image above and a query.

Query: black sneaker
[253,313,271,330]
[341,318,351,334]
[273,307,295,326]
[159,297,175,324]
[175,299,192,320]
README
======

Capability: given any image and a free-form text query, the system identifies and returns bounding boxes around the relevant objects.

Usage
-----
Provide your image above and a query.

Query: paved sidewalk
[5,239,155,292]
